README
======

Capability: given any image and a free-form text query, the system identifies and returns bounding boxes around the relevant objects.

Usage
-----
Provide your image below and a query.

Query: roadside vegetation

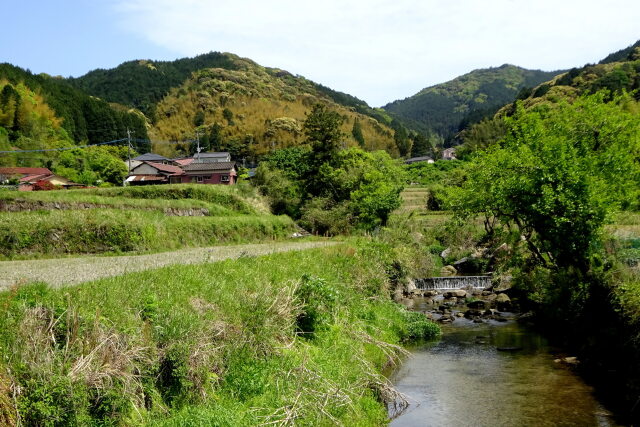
[0,242,439,426]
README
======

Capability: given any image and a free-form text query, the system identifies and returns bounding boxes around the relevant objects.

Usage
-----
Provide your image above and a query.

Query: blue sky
[2,1,640,106]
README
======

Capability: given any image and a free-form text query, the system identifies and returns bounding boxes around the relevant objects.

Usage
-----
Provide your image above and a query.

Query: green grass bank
[0,241,439,426]
[0,184,296,258]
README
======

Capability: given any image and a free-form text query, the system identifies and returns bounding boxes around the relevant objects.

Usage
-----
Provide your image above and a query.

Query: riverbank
[390,308,620,426]
[0,240,439,425]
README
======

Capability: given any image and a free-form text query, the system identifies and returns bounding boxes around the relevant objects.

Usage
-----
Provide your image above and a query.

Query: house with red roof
[125,161,185,185]
[0,167,82,191]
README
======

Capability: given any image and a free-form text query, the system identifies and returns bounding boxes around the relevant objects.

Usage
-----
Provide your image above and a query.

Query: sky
[2,0,640,106]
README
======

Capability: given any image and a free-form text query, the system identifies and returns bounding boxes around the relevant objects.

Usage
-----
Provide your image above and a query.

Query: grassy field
[0,185,297,258]
[0,241,439,426]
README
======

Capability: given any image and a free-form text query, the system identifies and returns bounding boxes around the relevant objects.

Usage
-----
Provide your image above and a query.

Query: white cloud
[112,0,640,106]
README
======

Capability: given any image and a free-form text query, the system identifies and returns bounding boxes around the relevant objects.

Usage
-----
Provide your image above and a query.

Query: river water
[390,297,620,427]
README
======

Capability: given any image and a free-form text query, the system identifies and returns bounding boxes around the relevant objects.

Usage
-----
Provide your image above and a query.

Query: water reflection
[391,303,618,427]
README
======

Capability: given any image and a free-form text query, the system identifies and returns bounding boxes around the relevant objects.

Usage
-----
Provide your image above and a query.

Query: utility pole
[195,129,201,161]
[127,128,132,175]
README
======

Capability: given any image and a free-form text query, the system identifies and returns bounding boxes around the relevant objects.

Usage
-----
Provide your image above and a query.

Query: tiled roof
[19,174,52,183]
[173,158,194,166]
[133,152,168,161]
[182,162,236,172]
[0,167,52,176]
[198,152,229,158]
[142,162,184,175]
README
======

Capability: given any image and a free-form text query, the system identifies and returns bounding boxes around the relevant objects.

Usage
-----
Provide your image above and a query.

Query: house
[405,156,435,165]
[180,162,237,185]
[133,153,170,164]
[126,161,185,185]
[192,152,231,163]
[442,147,457,160]
[0,167,82,191]
[172,157,195,167]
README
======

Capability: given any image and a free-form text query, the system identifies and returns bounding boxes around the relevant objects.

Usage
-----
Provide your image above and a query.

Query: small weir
[415,275,492,290]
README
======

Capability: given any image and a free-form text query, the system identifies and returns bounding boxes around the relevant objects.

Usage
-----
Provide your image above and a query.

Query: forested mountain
[382,65,561,142]
[71,52,398,158]
[0,64,148,184]
[0,64,148,145]
[458,42,640,157]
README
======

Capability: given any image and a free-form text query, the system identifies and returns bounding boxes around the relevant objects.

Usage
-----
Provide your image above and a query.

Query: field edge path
[0,240,338,289]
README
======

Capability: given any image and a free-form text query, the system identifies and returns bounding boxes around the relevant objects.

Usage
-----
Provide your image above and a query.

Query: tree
[351,118,365,147]
[410,132,432,157]
[391,119,411,157]
[303,103,344,162]
[452,93,640,275]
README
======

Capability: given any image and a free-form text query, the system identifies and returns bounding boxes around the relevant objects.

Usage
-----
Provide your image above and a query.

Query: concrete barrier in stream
[415,276,491,290]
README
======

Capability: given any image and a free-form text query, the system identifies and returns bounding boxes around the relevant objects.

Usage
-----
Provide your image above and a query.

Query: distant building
[0,167,82,191]
[405,156,435,165]
[193,152,231,163]
[442,147,457,160]
[126,162,185,185]
[180,162,238,185]
[133,153,169,164]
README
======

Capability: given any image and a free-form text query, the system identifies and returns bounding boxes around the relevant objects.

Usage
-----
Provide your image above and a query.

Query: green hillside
[383,64,561,141]
[0,64,147,147]
[458,43,640,158]
[71,52,398,158]
[507,46,640,110]
[149,57,397,157]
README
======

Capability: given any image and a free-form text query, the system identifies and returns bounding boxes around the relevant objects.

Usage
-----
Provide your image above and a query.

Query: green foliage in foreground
[452,92,640,275]
[0,243,439,425]
[0,209,294,257]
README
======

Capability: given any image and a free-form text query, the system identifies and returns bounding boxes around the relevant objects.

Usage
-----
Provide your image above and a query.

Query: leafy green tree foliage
[457,117,507,158]
[222,108,234,125]
[409,132,433,157]
[351,118,365,147]
[54,146,129,185]
[303,104,344,165]
[391,120,411,157]
[193,110,205,127]
[452,93,640,275]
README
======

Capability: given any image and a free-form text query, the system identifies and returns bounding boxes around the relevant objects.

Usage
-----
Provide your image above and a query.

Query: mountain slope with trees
[70,52,399,159]
[0,64,148,185]
[383,64,561,142]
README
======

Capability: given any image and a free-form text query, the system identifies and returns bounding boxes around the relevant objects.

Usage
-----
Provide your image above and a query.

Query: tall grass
[0,242,439,425]
[0,209,295,257]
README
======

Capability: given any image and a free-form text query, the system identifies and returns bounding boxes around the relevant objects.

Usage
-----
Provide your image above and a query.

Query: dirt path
[0,240,337,289]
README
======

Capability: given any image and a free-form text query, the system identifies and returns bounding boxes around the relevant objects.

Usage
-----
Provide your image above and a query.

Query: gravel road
[0,241,337,289]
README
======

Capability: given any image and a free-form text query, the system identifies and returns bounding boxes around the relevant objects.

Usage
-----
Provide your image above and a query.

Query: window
[221,175,230,182]
[196,176,203,183]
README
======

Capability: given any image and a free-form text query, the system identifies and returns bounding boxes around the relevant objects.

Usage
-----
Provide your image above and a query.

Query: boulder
[424,290,439,297]
[406,279,417,294]
[493,274,514,292]
[443,289,467,298]
[453,257,472,273]
[440,265,457,276]
[467,300,486,309]
[495,293,511,304]
[440,247,451,259]
[486,293,498,303]
[464,309,483,319]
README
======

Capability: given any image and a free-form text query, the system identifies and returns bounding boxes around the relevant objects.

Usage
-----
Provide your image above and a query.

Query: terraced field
[0,184,298,258]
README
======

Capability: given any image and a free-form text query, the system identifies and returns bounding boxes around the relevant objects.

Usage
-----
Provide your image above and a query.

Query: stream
[390,296,620,426]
